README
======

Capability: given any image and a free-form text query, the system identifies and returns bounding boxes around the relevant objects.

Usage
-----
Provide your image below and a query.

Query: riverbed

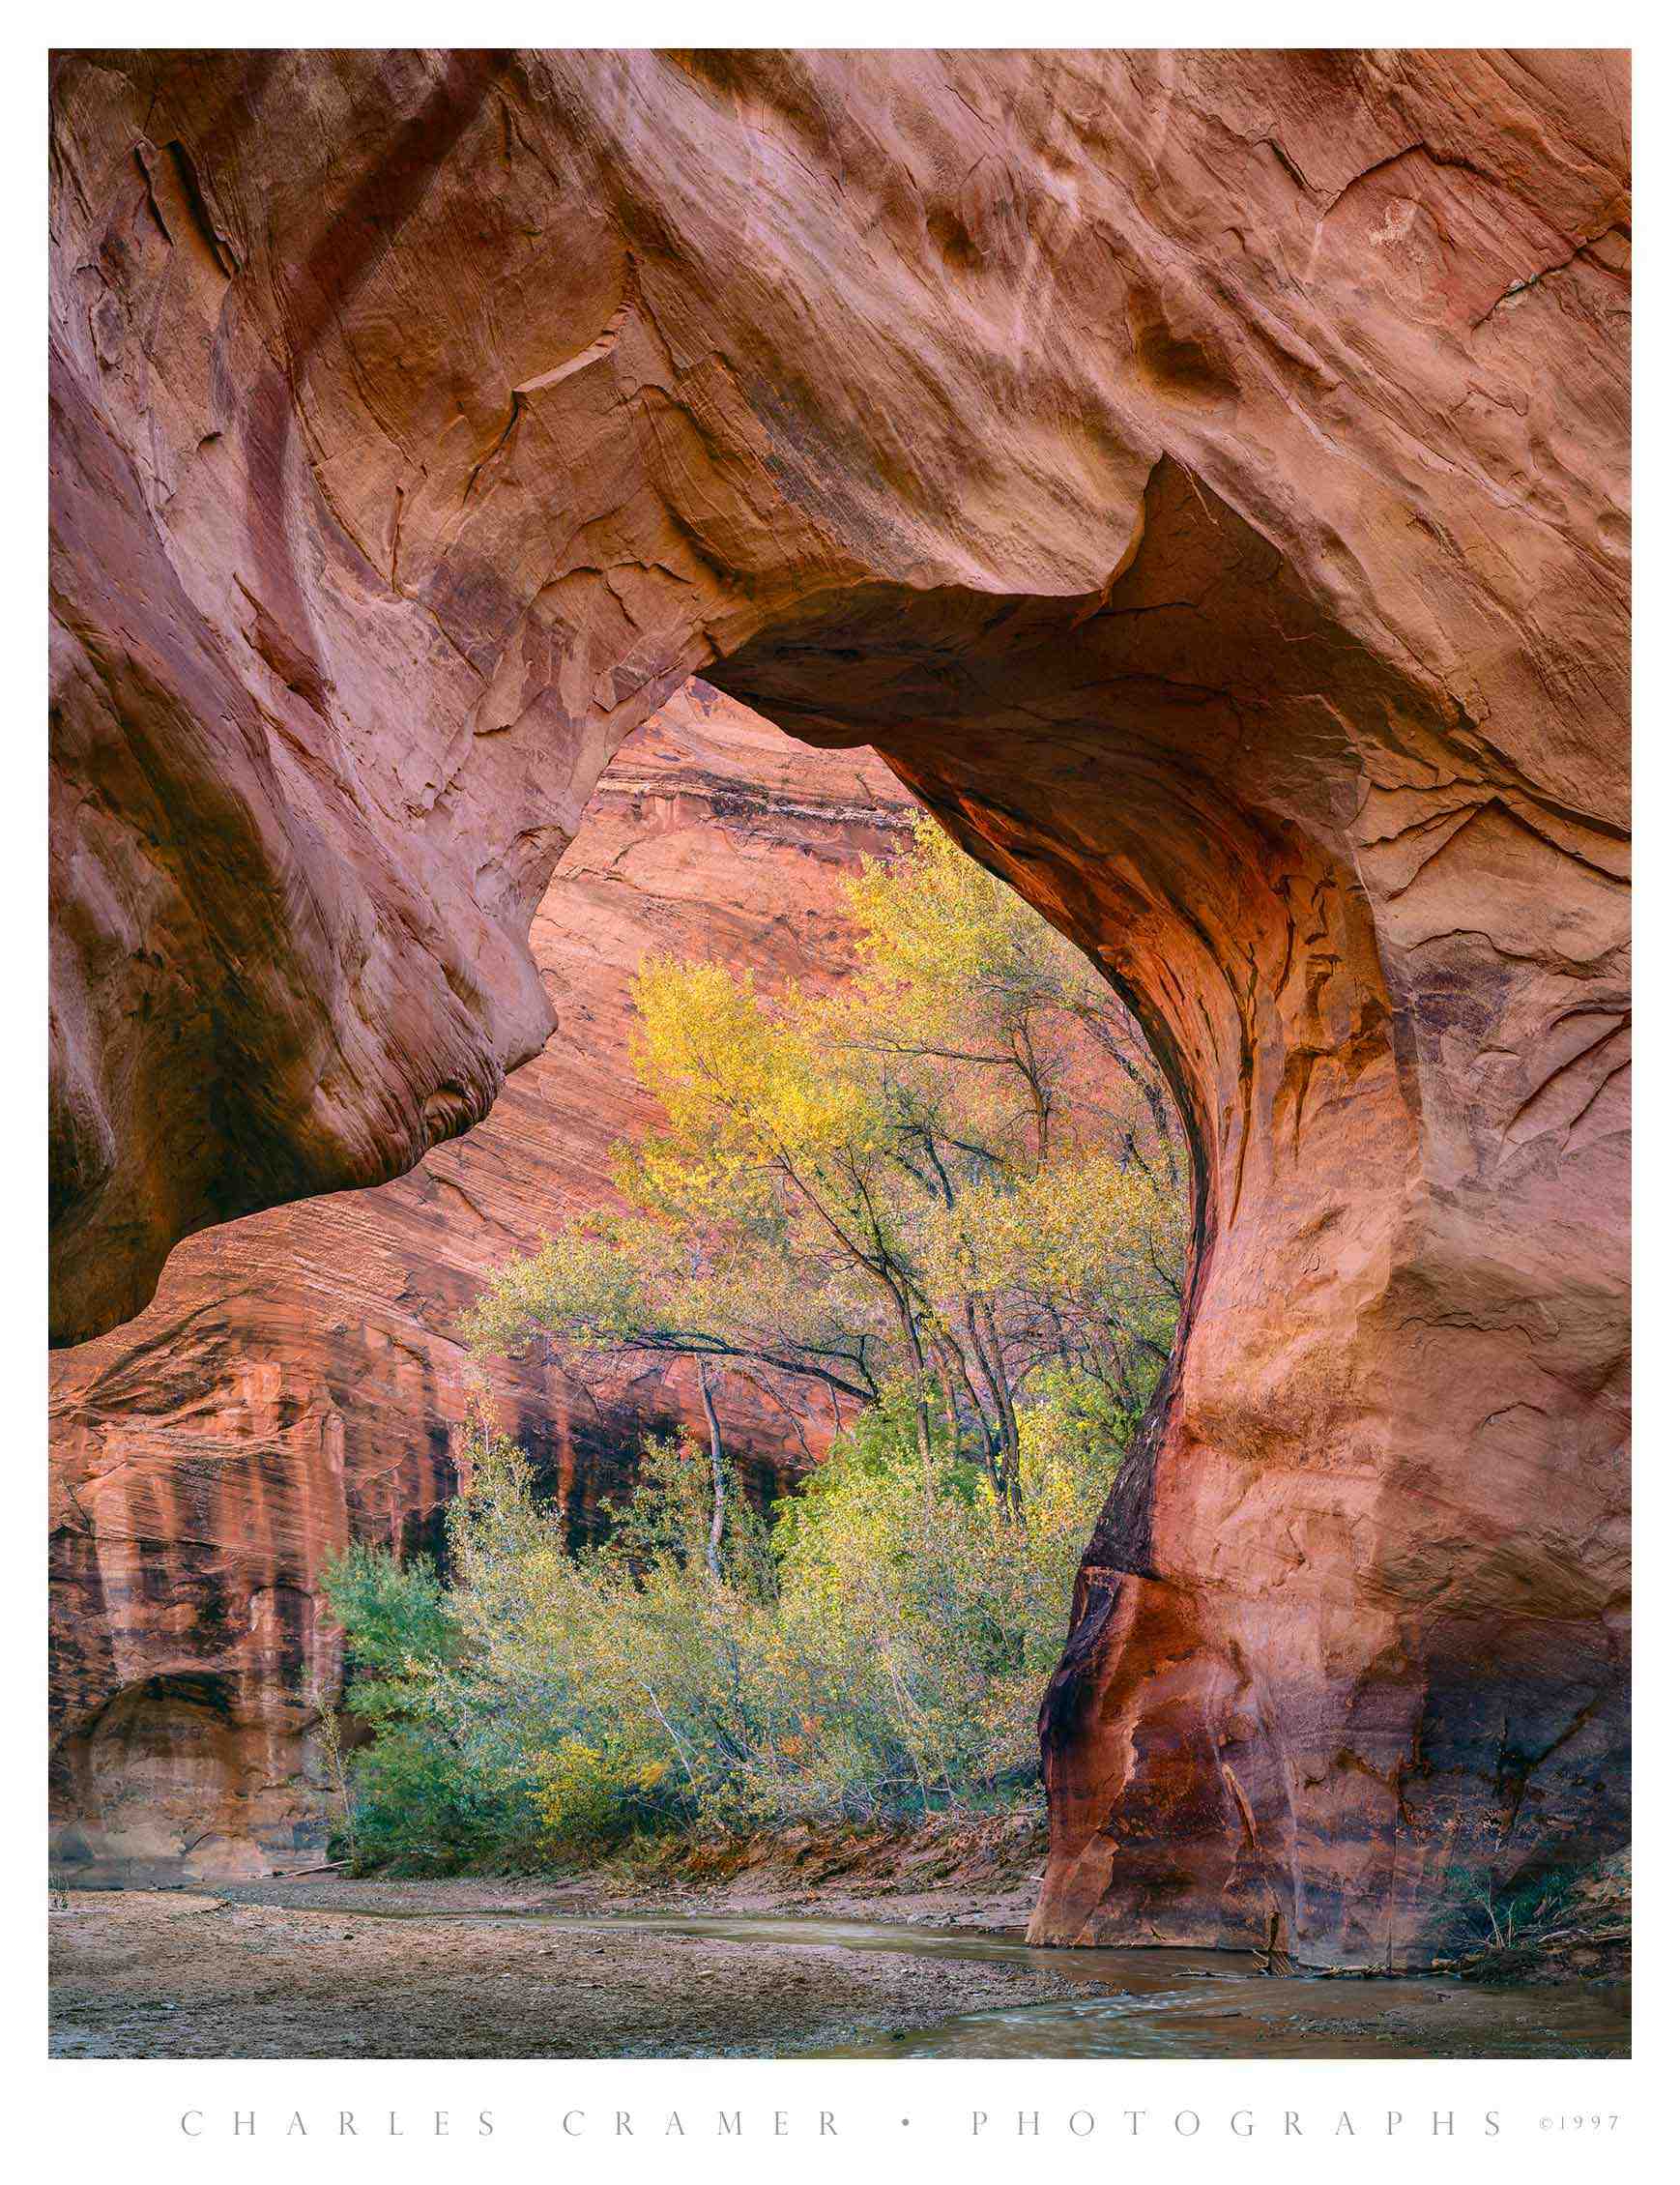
[47,1879,1629,2061]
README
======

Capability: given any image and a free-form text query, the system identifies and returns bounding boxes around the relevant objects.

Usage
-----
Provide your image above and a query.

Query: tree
[465,813,1189,1524]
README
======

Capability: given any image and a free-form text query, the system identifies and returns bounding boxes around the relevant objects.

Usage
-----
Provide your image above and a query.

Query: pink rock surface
[48,51,1629,1961]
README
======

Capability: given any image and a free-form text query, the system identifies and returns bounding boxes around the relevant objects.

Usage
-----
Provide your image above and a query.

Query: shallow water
[326,1903,1631,2060]
[821,1970,1631,2060]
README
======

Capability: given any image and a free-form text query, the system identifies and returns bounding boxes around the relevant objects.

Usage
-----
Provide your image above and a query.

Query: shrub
[322,1532,538,1870]
[323,1389,1121,1867]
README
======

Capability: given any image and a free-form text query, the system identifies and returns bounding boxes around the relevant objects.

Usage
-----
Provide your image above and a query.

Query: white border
[9,12,1663,2175]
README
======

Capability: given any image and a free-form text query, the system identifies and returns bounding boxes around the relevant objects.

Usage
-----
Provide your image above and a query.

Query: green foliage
[320,1541,457,1715]
[323,1391,1120,1867]
[330,1718,531,1874]
[322,1531,541,1871]
[769,1386,1116,1802]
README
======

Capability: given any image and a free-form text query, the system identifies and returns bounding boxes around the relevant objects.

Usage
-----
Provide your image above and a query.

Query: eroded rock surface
[49,50,1629,1961]
[50,686,910,1879]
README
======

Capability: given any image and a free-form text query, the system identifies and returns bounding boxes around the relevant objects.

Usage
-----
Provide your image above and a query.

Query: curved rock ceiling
[48,48,1629,1966]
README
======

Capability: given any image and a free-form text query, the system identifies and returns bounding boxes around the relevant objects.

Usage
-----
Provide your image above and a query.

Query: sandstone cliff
[48,51,1629,1963]
[49,685,911,1879]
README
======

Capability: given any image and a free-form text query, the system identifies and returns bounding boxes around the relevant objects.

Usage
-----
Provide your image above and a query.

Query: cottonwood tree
[464,814,1188,1530]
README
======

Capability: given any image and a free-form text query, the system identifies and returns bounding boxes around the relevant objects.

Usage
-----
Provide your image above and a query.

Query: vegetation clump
[324,816,1188,1869]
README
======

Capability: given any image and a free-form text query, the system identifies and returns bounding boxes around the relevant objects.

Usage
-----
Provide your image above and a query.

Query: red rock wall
[48,52,1629,1962]
[49,685,912,1879]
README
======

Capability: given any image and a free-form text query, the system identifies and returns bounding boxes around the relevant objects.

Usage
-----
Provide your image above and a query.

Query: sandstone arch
[48,49,1629,1964]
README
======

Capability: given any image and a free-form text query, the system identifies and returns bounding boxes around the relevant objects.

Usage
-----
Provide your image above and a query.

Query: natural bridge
[48,48,1629,1968]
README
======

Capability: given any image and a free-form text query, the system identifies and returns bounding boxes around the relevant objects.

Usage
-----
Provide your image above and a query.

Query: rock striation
[49,685,911,1879]
[49,50,1629,1961]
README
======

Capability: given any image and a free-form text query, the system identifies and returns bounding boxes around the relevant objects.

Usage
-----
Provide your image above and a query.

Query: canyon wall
[48,51,1629,1963]
[49,685,910,1880]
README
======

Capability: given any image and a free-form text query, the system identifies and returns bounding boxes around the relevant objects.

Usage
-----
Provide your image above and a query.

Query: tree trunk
[891,1288,937,1505]
[934,1349,964,1463]
[978,1297,1025,1521]
[697,1356,726,1588]
[963,1296,1022,1522]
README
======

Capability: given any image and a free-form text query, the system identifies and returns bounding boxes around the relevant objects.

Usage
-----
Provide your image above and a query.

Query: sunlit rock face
[49,686,911,1880]
[49,50,1628,1959]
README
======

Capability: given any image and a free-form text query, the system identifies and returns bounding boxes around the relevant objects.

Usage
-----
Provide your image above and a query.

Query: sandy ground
[47,1885,1103,2060]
